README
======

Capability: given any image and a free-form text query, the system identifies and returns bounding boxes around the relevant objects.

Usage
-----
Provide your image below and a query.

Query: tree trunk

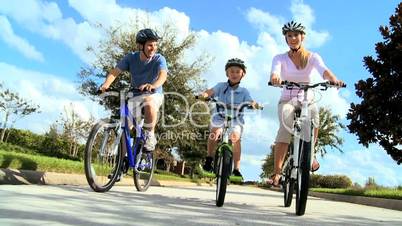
[73,143,79,157]
[4,129,11,143]
[69,141,73,156]
[0,110,10,142]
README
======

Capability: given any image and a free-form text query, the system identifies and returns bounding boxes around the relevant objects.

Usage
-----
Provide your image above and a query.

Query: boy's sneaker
[202,156,214,172]
[144,131,157,151]
[232,169,243,178]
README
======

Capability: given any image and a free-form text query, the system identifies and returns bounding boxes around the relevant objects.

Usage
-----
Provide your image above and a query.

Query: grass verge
[310,188,402,200]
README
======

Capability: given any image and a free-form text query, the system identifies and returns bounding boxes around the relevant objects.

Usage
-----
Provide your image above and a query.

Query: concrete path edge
[1,168,401,211]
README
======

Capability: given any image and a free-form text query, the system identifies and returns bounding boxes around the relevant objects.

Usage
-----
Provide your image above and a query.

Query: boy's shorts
[210,117,244,137]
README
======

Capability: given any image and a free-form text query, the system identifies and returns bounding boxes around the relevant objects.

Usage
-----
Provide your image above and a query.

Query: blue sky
[0,0,401,186]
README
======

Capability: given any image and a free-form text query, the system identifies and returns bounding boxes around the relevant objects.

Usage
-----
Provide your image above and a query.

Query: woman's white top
[271,52,328,101]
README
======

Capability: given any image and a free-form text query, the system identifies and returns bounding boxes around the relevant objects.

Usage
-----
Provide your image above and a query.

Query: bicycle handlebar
[195,96,264,111]
[97,87,155,95]
[268,80,346,90]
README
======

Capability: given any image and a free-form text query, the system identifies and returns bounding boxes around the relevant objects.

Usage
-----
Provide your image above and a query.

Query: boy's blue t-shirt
[211,82,253,123]
[116,51,168,94]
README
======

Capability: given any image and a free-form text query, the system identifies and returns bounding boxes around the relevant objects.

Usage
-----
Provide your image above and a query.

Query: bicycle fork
[291,100,315,179]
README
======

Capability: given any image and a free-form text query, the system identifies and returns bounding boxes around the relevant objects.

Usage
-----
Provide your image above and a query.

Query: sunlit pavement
[0,185,401,225]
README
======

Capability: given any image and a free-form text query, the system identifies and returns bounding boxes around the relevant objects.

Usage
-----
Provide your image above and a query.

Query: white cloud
[290,0,330,48]
[242,154,266,167]
[0,62,104,134]
[318,147,402,187]
[246,1,330,50]
[0,16,44,62]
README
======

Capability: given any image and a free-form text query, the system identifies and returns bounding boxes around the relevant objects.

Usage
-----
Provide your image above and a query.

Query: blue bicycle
[84,88,155,192]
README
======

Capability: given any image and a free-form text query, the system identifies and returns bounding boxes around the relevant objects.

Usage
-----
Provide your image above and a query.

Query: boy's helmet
[225,58,246,73]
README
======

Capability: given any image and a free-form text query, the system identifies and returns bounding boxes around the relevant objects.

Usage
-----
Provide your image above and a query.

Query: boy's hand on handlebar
[251,101,264,110]
[196,92,209,101]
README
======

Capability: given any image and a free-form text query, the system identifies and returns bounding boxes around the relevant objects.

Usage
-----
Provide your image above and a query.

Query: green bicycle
[198,96,262,207]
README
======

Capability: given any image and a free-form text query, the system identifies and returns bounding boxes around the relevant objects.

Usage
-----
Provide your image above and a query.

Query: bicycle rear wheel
[295,140,311,216]
[216,146,231,207]
[84,121,124,192]
[133,146,155,192]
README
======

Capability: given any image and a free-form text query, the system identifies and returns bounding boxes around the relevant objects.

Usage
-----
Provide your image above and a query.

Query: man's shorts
[127,93,164,123]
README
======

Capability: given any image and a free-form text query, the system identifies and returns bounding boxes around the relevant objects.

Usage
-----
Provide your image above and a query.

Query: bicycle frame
[289,89,315,180]
[108,91,151,173]
[215,114,234,167]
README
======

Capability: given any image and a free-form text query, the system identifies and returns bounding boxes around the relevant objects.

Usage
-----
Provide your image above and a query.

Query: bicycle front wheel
[283,163,295,207]
[216,146,231,207]
[295,140,312,216]
[133,146,155,192]
[84,121,124,192]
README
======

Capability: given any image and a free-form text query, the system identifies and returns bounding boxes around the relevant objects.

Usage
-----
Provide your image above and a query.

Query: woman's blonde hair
[299,44,309,69]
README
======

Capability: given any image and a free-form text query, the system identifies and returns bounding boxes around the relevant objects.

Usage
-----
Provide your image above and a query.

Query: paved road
[0,184,401,226]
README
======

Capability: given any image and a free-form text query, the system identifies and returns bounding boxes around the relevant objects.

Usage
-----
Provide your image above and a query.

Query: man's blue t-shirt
[211,82,253,123]
[116,51,168,94]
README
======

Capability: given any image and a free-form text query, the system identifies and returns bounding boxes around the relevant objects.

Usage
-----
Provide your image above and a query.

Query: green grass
[0,149,84,174]
[311,188,402,200]
[0,149,204,183]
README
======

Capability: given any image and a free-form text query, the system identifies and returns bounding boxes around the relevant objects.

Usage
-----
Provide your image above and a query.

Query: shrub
[310,174,352,188]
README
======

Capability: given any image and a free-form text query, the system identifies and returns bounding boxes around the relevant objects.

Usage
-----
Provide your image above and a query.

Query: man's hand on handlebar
[99,83,109,93]
[139,83,156,92]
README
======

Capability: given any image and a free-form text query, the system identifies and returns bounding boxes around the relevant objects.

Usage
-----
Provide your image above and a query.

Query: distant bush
[310,174,352,188]
[1,128,81,161]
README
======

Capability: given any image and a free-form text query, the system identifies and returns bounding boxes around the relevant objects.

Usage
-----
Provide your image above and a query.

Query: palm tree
[316,107,345,157]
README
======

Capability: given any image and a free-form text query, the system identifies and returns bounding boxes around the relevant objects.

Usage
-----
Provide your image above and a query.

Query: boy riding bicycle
[199,58,259,178]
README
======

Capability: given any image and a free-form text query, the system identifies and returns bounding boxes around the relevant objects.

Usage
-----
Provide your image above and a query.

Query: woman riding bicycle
[268,21,344,186]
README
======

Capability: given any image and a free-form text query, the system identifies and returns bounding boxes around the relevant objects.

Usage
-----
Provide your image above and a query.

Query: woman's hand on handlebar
[334,79,346,87]
[270,74,282,86]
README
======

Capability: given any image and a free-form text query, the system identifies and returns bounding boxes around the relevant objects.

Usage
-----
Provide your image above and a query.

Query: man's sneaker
[202,156,213,172]
[144,131,157,151]
[108,171,123,182]
[232,169,243,178]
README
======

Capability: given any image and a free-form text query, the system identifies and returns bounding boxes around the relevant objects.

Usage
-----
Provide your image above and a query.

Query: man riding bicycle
[100,28,168,152]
